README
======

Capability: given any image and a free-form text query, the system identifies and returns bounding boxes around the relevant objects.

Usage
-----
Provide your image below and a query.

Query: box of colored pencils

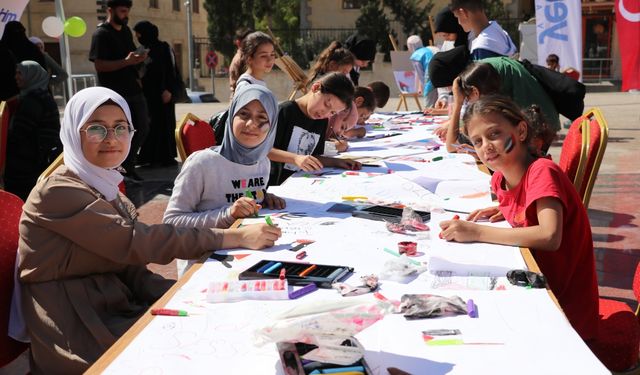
[206,279,289,303]
[239,260,353,288]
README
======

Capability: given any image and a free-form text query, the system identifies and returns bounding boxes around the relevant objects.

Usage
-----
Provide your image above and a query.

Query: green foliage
[203,0,254,63]
[383,0,434,45]
[482,0,507,20]
[203,0,300,64]
[355,0,393,55]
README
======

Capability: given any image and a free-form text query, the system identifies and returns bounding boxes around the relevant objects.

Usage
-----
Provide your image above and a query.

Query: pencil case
[206,279,289,303]
[239,260,354,288]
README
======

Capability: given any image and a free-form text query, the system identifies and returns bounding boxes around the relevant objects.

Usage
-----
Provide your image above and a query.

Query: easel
[390,50,423,112]
[267,28,309,100]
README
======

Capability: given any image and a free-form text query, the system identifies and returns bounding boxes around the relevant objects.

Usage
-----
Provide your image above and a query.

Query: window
[173,0,180,11]
[342,0,363,9]
[149,0,159,8]
[193,0,199,13]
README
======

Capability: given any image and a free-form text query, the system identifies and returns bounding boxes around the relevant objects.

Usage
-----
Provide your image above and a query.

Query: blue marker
[263,262,282,274]
[256,261,275,274]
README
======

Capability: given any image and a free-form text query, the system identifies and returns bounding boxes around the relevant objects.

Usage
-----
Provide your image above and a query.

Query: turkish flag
[616,0,640,91]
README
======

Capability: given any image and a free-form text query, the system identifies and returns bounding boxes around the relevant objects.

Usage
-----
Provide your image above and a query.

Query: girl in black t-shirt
[268,73,361,185]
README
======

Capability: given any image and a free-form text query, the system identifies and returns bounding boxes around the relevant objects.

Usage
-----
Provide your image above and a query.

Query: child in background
[367,81,390,109]
[450,0,516,60]
[164,84,284,276]
[230,31,276,97]
[326,86,376,152]
[268,73,361,185]
[228,27,253,100]
[307,41,355,84]
[342,81,391,139]
[523,105,556,157]
[439,96,598,342]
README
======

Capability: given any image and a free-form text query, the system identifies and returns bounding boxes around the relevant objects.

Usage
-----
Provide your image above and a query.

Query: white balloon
[42,16,64,38]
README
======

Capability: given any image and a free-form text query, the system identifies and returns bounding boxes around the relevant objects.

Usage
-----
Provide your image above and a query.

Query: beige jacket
[18,166,223,374]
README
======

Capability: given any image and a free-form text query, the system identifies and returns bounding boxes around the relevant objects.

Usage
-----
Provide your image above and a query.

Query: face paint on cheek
[504,135,515,153]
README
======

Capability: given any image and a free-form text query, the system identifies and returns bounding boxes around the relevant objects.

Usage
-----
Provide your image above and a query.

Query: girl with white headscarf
[164,84,285,276]
[14,86,281,373]
[4,60,61,200]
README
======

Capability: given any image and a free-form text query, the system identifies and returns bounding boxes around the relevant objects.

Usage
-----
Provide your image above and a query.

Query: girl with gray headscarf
[164,84,285,276]
[4,60,61,200]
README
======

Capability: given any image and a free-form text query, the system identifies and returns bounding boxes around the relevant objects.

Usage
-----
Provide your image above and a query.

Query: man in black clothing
[343,33,376,86]
[89,0,149,181]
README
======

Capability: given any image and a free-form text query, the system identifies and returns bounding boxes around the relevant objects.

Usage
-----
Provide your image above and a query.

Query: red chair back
[175,114,216,161]
[558,108,609,208]
[633,262,640,312]
[0,190,28,366]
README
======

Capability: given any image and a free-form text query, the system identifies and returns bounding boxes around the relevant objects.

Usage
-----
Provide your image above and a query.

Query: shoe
[123,170,144,181]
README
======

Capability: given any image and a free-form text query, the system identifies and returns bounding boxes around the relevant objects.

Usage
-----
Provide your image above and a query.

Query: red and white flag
[616,0,640,91]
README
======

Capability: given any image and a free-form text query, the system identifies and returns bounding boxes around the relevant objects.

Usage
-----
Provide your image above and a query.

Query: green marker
[383,247,422,266]
[265,215,274,226]
[426,339,464,346]
[431,156,444,162]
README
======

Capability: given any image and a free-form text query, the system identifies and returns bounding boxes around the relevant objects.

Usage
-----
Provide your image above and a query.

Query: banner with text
[0,0,29,38]
[616,0,640,91]
[535,0,582,80]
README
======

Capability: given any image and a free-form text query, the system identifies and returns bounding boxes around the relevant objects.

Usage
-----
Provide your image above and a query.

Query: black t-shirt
[89,23,142,96]
[270,100,327,186]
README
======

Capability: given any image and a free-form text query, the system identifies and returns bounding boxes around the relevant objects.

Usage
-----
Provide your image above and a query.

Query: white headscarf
[60,87,133,201]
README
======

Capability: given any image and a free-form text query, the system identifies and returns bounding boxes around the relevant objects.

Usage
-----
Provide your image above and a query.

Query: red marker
[296,251,307,260]
[279,268,286,280]
[151,308,189,317]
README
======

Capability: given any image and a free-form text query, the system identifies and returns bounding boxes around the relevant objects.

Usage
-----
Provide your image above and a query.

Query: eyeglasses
[80,123,134,143]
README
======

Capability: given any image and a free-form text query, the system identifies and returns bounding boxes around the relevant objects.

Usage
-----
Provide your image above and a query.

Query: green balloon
[64,16,86,38]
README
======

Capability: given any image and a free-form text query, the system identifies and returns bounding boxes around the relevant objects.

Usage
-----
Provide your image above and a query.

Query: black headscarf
[433,7,469,47]
[428,45,470,88]
[1,21,46,68]
[133,21,159,47]
[344,33,376,61]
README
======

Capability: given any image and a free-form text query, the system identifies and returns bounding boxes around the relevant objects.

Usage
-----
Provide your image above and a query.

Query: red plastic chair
[590,262,640,371]
[175,113,216,162]
[0,190,29,367]
[558,108,609,208]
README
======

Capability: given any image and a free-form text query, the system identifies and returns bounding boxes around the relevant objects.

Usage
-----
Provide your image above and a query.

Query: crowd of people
[1,0,599,373]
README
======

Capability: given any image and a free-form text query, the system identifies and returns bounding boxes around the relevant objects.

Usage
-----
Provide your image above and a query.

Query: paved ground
[2,90,639,374]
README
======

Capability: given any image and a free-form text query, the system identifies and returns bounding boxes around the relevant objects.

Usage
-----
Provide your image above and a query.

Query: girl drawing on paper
[164,84,284,276]
[438,96,598,342]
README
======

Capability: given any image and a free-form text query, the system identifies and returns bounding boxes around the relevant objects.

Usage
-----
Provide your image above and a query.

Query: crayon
[263,262,282,274]
[151,308,189,317]
[289,283,318,299]
[299,264,317,277]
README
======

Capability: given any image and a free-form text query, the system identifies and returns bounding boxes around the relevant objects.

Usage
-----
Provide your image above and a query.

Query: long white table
[88,113,608,374]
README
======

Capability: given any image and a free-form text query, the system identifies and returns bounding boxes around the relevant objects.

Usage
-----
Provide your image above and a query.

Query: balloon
[64,16,87,38]
[42,16,64,38]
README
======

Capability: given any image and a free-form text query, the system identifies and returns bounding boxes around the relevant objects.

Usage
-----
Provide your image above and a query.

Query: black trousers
[122,93,149,172]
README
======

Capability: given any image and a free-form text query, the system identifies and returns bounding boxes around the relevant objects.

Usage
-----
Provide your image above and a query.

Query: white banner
[535,0,582,79]
[0,0,30,38]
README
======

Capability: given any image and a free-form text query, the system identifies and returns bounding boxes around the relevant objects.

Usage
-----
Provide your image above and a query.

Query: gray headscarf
[217,84,278,165]
[17,60,49,96]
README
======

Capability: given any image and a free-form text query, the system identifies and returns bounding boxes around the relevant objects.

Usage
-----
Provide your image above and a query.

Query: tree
[355,0,393,56]
[203,0,254,63]
[383,0,434,47]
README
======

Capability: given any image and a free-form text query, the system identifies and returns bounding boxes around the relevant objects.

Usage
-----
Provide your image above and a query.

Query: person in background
[407,35,440,107]
[231,31,276,97]
[133,21,178,167]
[440,95,598,342]
[4,61,61,201]
[546,53,560,71]
[343,32,376,85]
[433,6,469,50]
[449,0,516,60]
[164,84,285,276]
[327,86,376,151]
[268,73,361,185]
[228,27,253,100]
[307,41,355,84]
[367,81,390,109]
[28,36,68,85]
[13,87,280,374]
[0,41,19,100]
[1,21,46,69]
[89,0,149,182]
[425,45,471,121]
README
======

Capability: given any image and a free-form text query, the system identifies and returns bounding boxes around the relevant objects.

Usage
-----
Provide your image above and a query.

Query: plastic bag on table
[386,206,431,234]
[254,297,392,365]
[399,294,467,319]
[380,256,428,282]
